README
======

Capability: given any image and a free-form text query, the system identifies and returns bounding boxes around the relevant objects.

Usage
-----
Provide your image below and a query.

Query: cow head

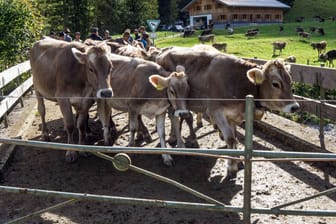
[72,42,113,98]
[149,65,190,118]
[247,59,300,113]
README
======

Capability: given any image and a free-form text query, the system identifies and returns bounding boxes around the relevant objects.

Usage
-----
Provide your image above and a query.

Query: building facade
[182,0,290,29]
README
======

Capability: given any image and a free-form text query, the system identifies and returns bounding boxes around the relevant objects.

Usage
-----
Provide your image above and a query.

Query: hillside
[284,0,336,22]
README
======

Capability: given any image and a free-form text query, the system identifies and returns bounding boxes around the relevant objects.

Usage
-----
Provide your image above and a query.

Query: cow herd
[30,38,299,179]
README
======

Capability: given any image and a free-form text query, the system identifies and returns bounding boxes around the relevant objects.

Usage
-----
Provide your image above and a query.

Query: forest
[0,0,191,70]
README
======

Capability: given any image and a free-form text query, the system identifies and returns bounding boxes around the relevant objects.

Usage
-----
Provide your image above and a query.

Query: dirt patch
[0,95,335,224]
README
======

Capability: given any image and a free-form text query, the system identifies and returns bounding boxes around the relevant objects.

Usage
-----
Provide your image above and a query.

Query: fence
[0,60,336,223]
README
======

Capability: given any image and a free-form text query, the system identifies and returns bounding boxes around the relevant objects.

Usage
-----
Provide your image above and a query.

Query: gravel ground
[0,94,335,224]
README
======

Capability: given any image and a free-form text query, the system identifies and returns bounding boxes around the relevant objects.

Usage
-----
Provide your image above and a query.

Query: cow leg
[184,113,199,148]
[156,113,173,166]
[196,112,203,127]
[136,115,152,143]
[36,91,49,141]
[167,107,185,148]
[128,111,138,147]
[97,99,116,145]
[210,109,238,179]
[58,99,78,163]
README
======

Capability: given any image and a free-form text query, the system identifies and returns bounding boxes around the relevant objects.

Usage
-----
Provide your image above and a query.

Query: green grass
[155,20,336,66]
[284,0,336,22]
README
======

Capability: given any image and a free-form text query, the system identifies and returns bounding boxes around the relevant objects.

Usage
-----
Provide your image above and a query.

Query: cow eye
[89,68,94,73]
[272,81,281,89]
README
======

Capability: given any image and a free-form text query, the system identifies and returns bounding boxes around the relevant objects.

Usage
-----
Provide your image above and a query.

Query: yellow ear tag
[155,83,165,91]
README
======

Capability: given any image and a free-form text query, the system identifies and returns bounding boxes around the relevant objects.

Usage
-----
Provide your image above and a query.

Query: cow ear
[247,68,265,84]
[149,75,169,91]
[72,48,86,64]
[176,65,185,73]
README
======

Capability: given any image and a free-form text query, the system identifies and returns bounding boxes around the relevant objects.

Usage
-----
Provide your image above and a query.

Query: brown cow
[212,43,227,52]
[311,40,327,57]
[198,34,215,44]
[30,39,114,162]
[156,47,299,179]
[98,54,189,166]
[272,41,286,56]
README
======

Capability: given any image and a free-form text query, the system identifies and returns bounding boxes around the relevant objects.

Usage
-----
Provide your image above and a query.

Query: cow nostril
[179,112,190,119]
[291,105,300,113]
[100,89,113,98]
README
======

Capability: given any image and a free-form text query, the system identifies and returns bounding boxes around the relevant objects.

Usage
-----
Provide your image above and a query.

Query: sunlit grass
[155,21,336,66]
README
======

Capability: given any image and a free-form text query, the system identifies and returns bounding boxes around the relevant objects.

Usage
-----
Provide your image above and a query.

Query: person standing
[87,27,103,41]
[104,30,111,40]
[73,32,83,43]
[64,28,72,42]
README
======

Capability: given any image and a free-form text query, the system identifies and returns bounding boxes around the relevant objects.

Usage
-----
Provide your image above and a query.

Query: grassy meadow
[155,20,336,66]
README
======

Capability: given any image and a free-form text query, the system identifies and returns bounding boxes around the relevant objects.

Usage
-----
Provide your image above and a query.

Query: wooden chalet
[182,0,290,28]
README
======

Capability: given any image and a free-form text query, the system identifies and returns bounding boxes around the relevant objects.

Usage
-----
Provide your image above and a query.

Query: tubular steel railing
[0,96,336,224]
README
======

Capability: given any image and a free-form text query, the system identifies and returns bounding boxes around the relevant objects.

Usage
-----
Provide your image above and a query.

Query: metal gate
[1,96,336,224]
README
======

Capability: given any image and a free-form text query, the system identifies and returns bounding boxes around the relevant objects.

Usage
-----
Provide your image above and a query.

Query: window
[256,14,261,20]
[242,14,247,20]
[196,5,201,11]
[204,4,212,10]
[232,14,238,20]
[275,14,281,20]
[215,4,223,9]
[264,14,271,20]
[218,15,227,21]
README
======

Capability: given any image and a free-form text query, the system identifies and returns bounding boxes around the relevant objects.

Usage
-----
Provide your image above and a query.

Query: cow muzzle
[97,88,113,98]
[283,102,300,113]
[173,109,189,118]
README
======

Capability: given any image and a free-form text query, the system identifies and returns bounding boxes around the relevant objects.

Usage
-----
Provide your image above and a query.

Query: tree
[278,0,295,7]
[0,0,45,70]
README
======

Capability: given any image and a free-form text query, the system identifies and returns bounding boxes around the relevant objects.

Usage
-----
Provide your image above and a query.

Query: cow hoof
[79,152,91,158]
[167,137,177,147]
[162,154,174,166]
[65,151,79,163]
[42,134,51,142]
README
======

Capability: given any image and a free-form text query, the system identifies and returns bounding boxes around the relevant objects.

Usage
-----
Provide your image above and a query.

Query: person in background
[140,32,151,50]
[138,26,146,36]
[104,30,111,40]
[49,31,56,39]
[134,29,140,40]
[87,27,103,41]
[59,31,65,41]
[64,28,72,42]
[124,28,133,43]
[115,31,131,45]
[73,32,83,43]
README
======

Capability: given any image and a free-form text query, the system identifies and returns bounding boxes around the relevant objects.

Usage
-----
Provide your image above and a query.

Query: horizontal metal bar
[93,152,225,206]
[1,185,336,217]
[0,138,335,159]
[5,199,77,224]
[272,187,336,210]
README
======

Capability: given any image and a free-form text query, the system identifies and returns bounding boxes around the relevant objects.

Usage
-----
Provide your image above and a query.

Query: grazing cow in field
[156,46,299,179]
[316,27,325,35]
[295,26,304,33]
[30,39,114,162]
[98,54,189,166]
[298,31,310,39]
[319,50,336,67]
[284,55,296,63]
[200,29,213,36]
[272,41,286,56]
[311,40,327,57]
[279,26,284,32]
[198,34,215,44]
[245,30,258,38]
[212,43,227,52]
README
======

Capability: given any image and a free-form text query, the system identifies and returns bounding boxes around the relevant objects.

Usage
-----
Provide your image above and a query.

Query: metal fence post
[243,95,254,224]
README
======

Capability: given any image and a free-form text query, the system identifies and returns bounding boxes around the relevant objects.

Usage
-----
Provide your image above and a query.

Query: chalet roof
[218,0,290,8]
[182,0,290,11]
